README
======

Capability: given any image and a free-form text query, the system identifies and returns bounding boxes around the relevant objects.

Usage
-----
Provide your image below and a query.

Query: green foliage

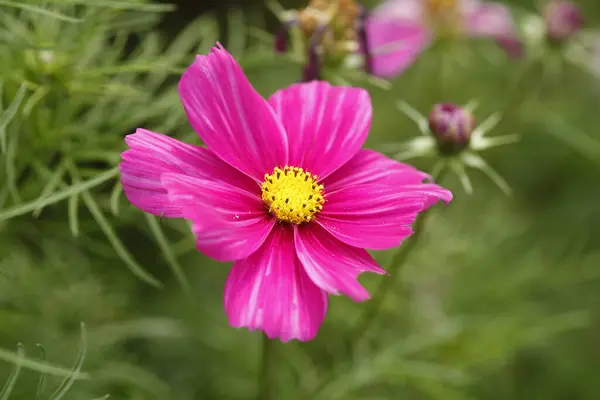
[0,0,220,286]
[0,0,599,399]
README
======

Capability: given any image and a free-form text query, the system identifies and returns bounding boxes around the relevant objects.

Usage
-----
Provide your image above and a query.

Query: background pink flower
[543,0,584,43]
[119,44,452,342]
[366,0,522,77]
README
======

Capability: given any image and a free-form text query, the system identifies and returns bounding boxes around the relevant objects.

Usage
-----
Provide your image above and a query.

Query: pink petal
[460,0,523,58]
[294,223,385,302]
[323,149,431,192]
[178,44,288,181]
[119,128,257,217]
[268,81,371,179]
[161,173,274,262]
[365,18,431,78]
[464,1,518,40]
[224,225,328,342]
[318,183,452,250]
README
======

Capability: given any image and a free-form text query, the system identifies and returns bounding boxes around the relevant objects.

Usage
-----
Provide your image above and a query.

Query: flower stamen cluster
[261,166,325,224]
[423,0,462,37]
[275,0,370,81]
[298,0,361,44]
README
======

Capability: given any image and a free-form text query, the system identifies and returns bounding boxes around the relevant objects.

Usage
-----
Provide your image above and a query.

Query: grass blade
[68,164,161,288]
[145,214,191,297]
[35,345,46,400]
[68,191,80,237]
[3,123,21,203]
[109,182,122,216]
[0,1,82,23]
[0,346,89,380]
[147,16,207,88]
[0,343,24,400]
[32,162,81,236]
[23,85,50,117]
[81,188,162,287]
[0,167,118,221]
[0,83,27,153]
[48,322,87,400]
[32,161,67,217]
[42,0,174,12]
[78,63,182,77]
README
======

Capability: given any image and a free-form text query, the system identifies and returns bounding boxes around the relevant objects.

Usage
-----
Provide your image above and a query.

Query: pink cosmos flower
[366,0,522,78]
[119,44,452,342]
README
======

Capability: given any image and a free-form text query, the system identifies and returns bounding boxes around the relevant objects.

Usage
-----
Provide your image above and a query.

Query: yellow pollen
[261,166,325,224]
[425,0,458,14]
[299,0,360,40]
[423,0,462,37]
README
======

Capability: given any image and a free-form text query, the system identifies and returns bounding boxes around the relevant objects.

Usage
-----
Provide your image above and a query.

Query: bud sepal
[382,101,518,195]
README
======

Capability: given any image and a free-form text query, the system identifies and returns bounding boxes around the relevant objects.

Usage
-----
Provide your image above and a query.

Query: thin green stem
[501,57,545,122]
[350,168,448,345]
[350,211,429,342]
[257,334,275,400]
[426,40,447,104]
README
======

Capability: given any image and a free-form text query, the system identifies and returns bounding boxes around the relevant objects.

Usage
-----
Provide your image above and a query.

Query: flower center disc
[424,0,461,35]
[261,166,324,224]
[425,0,458,15]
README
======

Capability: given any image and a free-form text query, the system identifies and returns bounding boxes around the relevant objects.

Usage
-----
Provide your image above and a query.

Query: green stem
[350,210,430,342]
[501,57,544,122]
[350,169,447,345]
[257,334,275,400]
[426,40,446,104]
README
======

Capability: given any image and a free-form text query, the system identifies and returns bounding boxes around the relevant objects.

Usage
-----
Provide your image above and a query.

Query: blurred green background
[0,0,599,399]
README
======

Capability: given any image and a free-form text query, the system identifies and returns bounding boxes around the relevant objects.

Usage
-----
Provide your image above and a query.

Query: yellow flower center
[297,0,361,57]
[261,166,325,224]
[425,0,458,15]
[424,0,462,37]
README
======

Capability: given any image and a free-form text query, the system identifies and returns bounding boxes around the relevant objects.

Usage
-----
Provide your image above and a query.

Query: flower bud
[275,21,294,53]
[543,1,584,43]
[356,5,373,73]
[24,49,65,76]
[278,0,366,81]
[302,32,323,82]
[428,103,475,153]
[496,36,524,59]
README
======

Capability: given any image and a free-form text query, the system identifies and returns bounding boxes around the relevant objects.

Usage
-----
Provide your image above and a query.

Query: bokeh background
[0,0,599,399]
